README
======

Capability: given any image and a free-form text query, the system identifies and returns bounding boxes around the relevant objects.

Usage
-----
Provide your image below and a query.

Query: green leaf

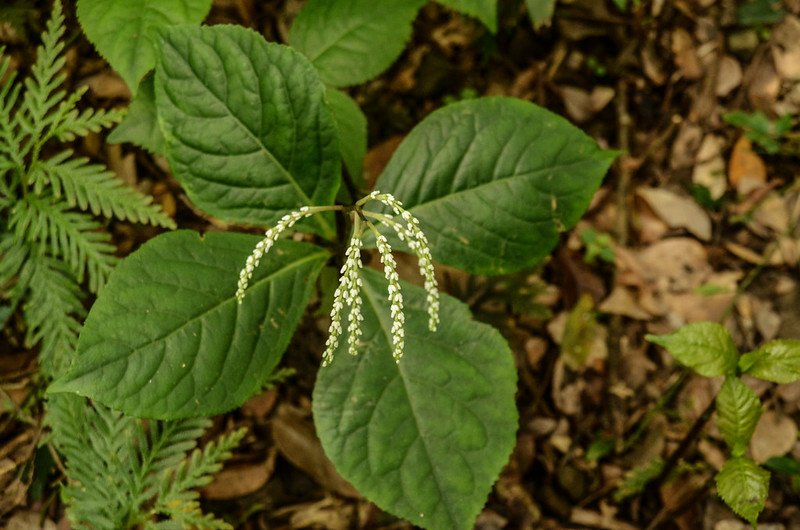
[108,76,165,155]
[645,322,738,377]
[49,231,328,419]
[716,377,762,457]
[77,0,212,94]
[716,457,769,526]
[314,269,518,530]
[326,88,367,186]
[740,339,800,383]
[155,25,340,237]
[526,0,556,28]
[436,0,497,33]
[289,0,426,87]
[372,97,617,275]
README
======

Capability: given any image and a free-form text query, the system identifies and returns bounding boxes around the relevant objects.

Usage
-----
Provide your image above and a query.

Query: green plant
[0,5,244,528]
[724,110,793,154]
[580,227,615,264]
[647,322,800,526]
[46,17,616,530]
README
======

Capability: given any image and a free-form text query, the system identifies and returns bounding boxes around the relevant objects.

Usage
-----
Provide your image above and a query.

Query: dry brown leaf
[599,287,651,320]
[4,512,57,530]
[748,60,781,112]
[716,55,743,97]
[570,507,639,530]
[637,187,712,241]
[201,448,276,500]
[752,192,790,234]
[672,28,703,79]
[560,86,615,123]
[363,135,404,189]
[725,241,784,266]
[728,136,767,196]
[81,72,131,99]
[771,16,800,80]
[750,410,798,463]
[637,238,711,292]
[671,122,703,170]
[241,388,278,421]
[692,134,727,200]
[271,404,360,498]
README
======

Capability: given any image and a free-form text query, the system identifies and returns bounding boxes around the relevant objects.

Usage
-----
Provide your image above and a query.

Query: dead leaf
[728,136,767,196]
[692,134,727,200]
[271,404,360,498]
[4,512,57,530]
[637,187,712,241]
[716,55,742,97]
[599,287,651,320]
[560,86,615,123]
[363,135,403,189]
[750,410,798,463]
[671,122,703,170]
[201,448,276,500]
[672,28,703,80]
[748,60,781,113]
[80,72,131,99]
[637,238,711,292]
[771,16,800,80]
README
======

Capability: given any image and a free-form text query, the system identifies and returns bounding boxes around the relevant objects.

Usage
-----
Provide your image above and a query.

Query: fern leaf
[152,429,246,528]
[9,195,116,292]
[137,418,211,502]
[52,104,127,142]
[18,1,67,140]
[47,395,139,530]
[21,253,85,376]
[30,150,175,228]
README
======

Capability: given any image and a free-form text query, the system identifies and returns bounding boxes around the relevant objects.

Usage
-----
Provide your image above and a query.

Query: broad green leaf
[289,0,426,87]
[326,88,367,186]
[76,0,212,94]
[526,0,557,28]
[716,457,769,527]
[436,0,497,33]
[107,76,164,155]
[740,339,800,383]
[49,231,328,419]
[372,97,617,275]
[314,269,517,530]
[716,377,762,456]
[645,322,738,377]
[155,25,340,237]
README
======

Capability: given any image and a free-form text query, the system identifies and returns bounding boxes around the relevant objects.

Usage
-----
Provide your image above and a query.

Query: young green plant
[648,322,800,526]
[49,20,616,530]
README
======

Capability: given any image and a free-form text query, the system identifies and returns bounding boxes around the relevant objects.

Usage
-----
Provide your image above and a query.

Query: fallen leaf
[750,410,798,463]
[560,86,615,123]
[271,404,360,498]
[201,448,276,500]
[716,55,743,97]
[728,136,767,196]
[692,134,727,200]
[771,16,800,80]
[637,238,711,292]
[637,187,712,241]
[672,28,703,79]
[599,286,651,320]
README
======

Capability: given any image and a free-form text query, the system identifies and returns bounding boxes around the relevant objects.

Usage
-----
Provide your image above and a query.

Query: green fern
[0,0,175,377]
[0,4,237,528]
[47,395,242,530]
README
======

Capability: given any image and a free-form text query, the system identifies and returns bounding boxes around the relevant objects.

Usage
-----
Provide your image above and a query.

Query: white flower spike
[236,192,440,367]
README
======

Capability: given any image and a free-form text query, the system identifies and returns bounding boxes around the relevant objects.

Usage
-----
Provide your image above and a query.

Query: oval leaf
[77,0,212,94]
[326,88,367,185]
[107,76,165,155]
[645,321,738,377]
[715,457,769,526]
[49,231,328,419]
[740,339,800,383]
[373,97,617,275]
[435,0,497,32]
[716,377,762,456]
[314,269,518,530]
[289,0,426,87]
[156,25,340,236]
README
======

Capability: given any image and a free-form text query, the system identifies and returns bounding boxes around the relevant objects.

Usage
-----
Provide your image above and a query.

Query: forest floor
[2,0,800,529]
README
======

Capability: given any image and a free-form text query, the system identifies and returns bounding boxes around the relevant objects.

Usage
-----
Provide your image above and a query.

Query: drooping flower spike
[236,191,439,366]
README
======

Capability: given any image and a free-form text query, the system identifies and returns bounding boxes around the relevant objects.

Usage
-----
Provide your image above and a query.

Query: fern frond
[17,1,67,141]
[0,53,24,171]
[9,195,117,292]
[21,252,85,376]
[152,429,246,529]
[47,395,138,530]
[29,150,176,228]
[136,418,212,503]
[52,104,127,142]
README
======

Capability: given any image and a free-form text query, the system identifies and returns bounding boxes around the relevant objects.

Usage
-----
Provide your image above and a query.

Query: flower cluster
[236,192,439,366]
[236,206,312,303]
